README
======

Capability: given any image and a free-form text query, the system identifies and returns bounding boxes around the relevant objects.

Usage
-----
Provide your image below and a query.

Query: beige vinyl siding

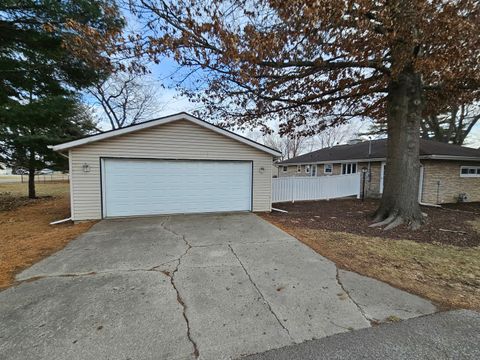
[69,120,273,220]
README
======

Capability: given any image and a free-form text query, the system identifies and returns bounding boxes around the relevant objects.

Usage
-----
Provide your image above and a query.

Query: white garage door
[101,158,252,217]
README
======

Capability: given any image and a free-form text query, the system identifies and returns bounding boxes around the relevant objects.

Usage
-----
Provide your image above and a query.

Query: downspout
[436,180,441,204]
[367,162,371,194]
[367,137,372,195]
[418,163,425,203]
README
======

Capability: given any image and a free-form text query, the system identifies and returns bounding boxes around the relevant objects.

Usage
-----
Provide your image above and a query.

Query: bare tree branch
[88,72,161,130]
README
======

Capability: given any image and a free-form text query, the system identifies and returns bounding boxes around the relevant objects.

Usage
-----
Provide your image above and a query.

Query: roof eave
[278,157,387,165]
[420,155,480,161]
[278,154,480,165]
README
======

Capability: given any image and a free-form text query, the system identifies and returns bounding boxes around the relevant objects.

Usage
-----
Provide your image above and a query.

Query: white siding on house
[69,120,273,220]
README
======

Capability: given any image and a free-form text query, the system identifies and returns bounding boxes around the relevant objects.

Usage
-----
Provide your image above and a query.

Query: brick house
[276,139,480,204]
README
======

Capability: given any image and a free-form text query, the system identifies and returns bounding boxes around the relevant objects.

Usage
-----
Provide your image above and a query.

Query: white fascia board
[51,112,282,157]
[330,155,480,162]
[420,155,480,161]
[279,154,480,166]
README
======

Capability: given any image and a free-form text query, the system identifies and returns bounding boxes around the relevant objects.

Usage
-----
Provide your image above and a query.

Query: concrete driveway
[0,213,436,360]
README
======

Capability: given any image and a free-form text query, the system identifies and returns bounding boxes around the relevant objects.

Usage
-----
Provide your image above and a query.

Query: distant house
[277,139,480,204]
[0,162,13,175]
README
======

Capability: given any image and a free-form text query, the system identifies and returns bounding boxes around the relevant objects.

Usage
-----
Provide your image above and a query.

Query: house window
[324,164,333,174]
[342,163,357,175]
[282,166,288,172]
[297,165,301,173]
[304,164,316,176]
[460,166,480,177]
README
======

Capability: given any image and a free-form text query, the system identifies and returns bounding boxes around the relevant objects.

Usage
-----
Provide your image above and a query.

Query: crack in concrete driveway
[159,218,200,359]
[0,213,437,360]
[228,244,294,342]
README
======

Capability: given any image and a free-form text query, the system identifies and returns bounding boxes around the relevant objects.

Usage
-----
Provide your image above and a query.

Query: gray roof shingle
[278,139,480,164]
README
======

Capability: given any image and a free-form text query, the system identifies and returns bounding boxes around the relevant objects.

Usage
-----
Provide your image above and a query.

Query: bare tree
[88,72,161,130]
[364,103,480,146]
[264,133,310,161]
[316,123,363,149]
[263,120,364,160]
[421,104,480,145]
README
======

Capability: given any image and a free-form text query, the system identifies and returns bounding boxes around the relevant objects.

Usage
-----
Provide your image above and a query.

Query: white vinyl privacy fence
[272,173,361,203]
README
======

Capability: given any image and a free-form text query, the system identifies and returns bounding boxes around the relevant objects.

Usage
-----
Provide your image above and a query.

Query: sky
[110,60,480,149]
[86,5,480,150]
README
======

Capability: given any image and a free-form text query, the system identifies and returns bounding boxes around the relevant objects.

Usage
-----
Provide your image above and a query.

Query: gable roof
[278,138,480,165]
[50,112,281,156]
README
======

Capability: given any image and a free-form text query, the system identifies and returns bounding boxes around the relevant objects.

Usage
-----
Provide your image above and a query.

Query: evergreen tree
[0,96,96,197]
[0,0,124,197]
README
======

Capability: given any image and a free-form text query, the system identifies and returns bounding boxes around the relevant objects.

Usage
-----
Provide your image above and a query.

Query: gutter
[279,155,480,166]
[278,158,386,166]
[420,155,480,161]
[47,145,69,159]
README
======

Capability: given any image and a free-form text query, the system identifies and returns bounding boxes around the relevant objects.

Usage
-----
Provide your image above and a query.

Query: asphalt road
[242,309,480,360]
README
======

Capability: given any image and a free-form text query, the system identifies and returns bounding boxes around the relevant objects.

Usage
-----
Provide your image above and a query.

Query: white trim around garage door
[100,157,253,218]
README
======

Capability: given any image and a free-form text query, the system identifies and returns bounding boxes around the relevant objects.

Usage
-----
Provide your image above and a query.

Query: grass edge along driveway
[261,214,480,311]
[0,182,95,289]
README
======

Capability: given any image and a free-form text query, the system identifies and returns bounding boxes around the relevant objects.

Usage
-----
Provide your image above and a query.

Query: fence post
[291,178,294,203]
[356,173,361,199]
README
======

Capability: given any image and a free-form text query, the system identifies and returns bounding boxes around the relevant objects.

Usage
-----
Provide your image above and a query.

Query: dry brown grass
[265,218,480,311]
[467,218,480,235]
[0,182,95,289]
[0,181,70,197]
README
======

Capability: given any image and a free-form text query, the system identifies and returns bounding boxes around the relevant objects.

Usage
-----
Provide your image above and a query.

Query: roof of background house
[278,139,480,165]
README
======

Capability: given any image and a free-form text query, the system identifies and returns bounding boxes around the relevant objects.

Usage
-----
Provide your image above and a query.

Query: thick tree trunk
[372,68,424,230]
[28,151,36,199]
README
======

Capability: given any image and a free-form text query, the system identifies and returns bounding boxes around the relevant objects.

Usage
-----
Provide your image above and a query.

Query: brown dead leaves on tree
[129,0,479,228]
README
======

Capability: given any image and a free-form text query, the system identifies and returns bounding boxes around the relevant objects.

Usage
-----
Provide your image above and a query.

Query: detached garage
[51,113,281,221]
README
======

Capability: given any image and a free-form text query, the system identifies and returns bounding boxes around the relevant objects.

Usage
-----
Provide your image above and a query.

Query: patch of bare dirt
[266,199,480,247]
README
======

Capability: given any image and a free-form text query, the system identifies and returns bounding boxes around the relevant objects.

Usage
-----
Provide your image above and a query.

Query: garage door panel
[102,159,252,217]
